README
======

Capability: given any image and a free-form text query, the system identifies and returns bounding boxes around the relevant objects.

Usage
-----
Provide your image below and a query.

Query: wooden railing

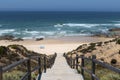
[0,53,57,80]
[64,53,120,80]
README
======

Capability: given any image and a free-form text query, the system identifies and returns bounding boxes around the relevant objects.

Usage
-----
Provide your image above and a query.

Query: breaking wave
[0,29,15,35]
[54,23,120,28]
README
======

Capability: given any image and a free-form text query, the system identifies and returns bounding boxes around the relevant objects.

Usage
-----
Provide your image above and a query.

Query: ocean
[0,11,120,39]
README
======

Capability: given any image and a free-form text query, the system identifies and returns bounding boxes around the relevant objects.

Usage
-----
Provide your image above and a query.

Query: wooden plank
[44,55,47,73]
[92,55,96,80]
[81,55,85,79]
[27,59,31,80]
[20,72,29,80]
[3,58,29,72]
[38,57,42,80]
[81,67,99,80]
[0,66,3,80]
[93,59,120,74]
[76,54,79,70]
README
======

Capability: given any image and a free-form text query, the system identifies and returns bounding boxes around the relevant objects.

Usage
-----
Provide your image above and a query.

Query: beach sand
[0,36,112,55]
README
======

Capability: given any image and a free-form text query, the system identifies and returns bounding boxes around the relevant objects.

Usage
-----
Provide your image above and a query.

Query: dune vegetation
[0,44,55,80]
[65,38,120,80]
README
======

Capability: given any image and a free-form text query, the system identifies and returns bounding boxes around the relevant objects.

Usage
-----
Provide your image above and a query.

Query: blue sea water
[0,11,120,39]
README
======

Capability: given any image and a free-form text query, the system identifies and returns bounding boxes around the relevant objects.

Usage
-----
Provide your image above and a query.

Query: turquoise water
[0,11,120,39]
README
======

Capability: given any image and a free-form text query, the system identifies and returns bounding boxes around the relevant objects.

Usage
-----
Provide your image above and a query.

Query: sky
[0,0,120,11]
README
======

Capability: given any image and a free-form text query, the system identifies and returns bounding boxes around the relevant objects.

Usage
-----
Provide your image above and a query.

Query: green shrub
[112,38,118,42]
[101,73,120,80]
[0,46,7,57]
[80,43,96,54]
[104,41,109,44]
[80,49,87,54]
[97,42,103,46]
[119,50,120,54]
[76,45,82,50]
[116,39,120,44]
[90,43,96,47]
[3,71,24,80]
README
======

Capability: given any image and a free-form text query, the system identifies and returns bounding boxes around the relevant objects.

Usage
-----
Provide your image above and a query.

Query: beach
[0,36,112,55]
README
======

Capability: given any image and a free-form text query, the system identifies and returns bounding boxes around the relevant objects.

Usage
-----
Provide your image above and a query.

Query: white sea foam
[23,36,45,39]
[114,24,120,27]
[54,24,63,27]
[0,29,15,35]
[100,24,112,26]
[98,28,109,33]
[35,36,45,39]
[40,31,67,36]
[62,23,99,28]
[54,23,118,28]
[54,23,110,28]
[58,31,67,35]
[40,31,56,36]
[24,30,40,34]
[64,33,91,36]
[22,37,33,39]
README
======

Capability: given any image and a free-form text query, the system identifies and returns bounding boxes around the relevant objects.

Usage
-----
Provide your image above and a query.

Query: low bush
[0,46,8,57]
[116,39,120,44]
[97,42,103,46]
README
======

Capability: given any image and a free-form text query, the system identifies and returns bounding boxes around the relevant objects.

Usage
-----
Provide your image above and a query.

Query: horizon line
[0,10,120,12]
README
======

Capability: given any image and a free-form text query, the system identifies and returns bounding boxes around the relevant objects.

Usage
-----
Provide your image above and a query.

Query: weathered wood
[76,54,79,70]
[27,59,31,80]
[73,59,75,69]
[44,55,47,73]
[81,67,99,80]
[3,58,29,72]
[21,72,29,80]
[38,57,42,74]
[81,55,85,79]
[92,55,96,80]
[0,54,57,80]
[0,66,2,80]
[70,56,72,68]
[93,59,120,74]
[65,54,120,80]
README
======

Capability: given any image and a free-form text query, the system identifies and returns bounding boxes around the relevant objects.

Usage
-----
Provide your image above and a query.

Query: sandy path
[40,53,83,80]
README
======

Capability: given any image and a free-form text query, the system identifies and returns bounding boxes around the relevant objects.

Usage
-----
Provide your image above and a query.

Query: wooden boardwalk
[41,53,83,80]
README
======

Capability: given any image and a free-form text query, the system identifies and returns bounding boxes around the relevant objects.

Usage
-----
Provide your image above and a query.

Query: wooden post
[81,55,84,79]
[67,57,69,65]
[63,53,65,57]
[27,59,31,80]
[92,55,96,80]
[54,53,57,64]
[76,54,79,70]
[55,52,57,57]
[0,66,3,80]
[50,58,52,68]
[70,55,72,68]
[44,55,46,73]
[38,57,42,80]
[72,59,73,69]
[73,59,75,69]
